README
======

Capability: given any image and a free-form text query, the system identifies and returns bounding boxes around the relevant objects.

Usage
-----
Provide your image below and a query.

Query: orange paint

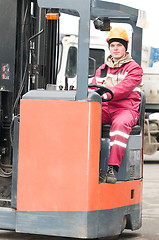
[98,180,143,209]
[17,98,142,212]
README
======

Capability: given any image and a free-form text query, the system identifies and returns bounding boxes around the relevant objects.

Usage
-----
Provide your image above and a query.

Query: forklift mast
[0,0,58,182]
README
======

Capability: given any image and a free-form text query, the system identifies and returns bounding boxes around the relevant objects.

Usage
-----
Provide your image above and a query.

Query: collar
[106,52,133,68]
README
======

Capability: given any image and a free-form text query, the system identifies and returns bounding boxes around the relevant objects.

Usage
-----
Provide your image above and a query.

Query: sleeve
[106,63,143,101]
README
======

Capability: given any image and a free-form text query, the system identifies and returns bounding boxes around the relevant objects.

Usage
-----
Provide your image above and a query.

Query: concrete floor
[0,163,158,240]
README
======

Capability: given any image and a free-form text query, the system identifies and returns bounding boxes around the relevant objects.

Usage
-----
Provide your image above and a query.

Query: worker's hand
[101,93,107,99]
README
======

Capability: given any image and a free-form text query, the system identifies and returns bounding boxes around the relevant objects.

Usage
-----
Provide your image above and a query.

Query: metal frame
[37,0,142,100]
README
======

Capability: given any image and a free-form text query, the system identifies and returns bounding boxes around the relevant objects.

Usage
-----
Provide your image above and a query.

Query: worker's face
[109,41,126,61]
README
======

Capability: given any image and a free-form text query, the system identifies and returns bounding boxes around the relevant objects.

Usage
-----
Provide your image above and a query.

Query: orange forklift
[0,0,145,238]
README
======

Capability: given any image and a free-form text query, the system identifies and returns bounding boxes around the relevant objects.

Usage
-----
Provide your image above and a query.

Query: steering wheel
[88,84,114,102]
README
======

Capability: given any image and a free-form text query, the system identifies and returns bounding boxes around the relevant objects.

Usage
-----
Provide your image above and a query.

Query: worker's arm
[103,63,143,100]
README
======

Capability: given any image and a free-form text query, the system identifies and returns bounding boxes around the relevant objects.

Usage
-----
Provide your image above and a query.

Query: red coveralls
[91,55,143,167]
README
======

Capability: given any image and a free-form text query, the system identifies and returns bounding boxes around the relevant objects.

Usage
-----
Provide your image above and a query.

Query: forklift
[0,0,145,238]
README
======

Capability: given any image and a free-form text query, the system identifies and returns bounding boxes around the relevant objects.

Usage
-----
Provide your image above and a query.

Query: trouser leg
[107,110,139,167]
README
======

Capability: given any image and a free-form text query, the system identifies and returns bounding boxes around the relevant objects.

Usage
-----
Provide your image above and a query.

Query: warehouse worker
[91,27,143,183]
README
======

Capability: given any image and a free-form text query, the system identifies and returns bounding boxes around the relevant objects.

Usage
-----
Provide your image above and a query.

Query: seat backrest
[137,90,146,128]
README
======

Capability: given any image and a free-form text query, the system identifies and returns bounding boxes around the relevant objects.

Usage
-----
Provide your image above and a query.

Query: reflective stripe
[133,87,141,92]
[110,130,129,139]
[110,140,126,148]
[106,72,128,81]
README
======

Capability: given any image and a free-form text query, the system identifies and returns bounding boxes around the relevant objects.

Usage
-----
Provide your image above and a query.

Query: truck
[142,67,159,155]
[0,0,145,238]
[141,46,159,156]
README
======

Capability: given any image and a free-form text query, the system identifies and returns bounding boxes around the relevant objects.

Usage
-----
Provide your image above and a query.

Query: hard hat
[106,27,129,43]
